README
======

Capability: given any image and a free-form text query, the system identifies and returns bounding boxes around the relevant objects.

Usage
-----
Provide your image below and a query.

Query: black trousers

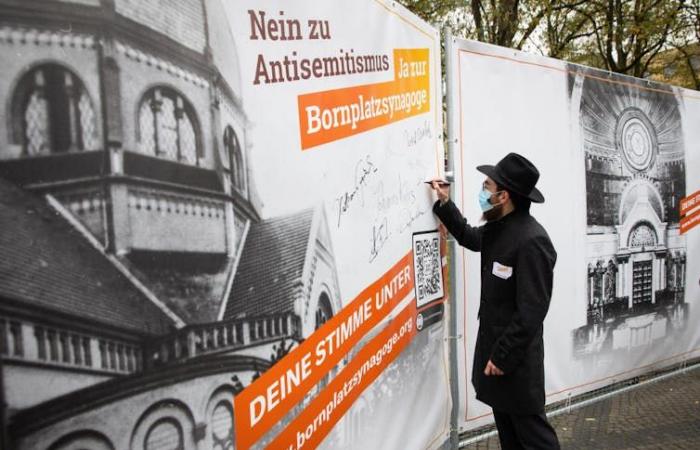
[493,410,561,450]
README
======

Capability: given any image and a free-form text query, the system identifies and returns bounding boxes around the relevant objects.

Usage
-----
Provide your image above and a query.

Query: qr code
[413,231,444,307]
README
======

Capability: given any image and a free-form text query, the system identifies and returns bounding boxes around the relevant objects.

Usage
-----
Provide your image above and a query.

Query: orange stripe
[680,206,700,234]
[545,347,700,397]
[371,0,435,41]
[234,251,414,450]
[456,47,472,423]
[266,302,417,449]
[457,48,700,100]
[465,411,494,422]
[454,45,700,422]
[370,0,444,188]
[298,49,430,150]
[467,346,700,420]
[680,189,700,216]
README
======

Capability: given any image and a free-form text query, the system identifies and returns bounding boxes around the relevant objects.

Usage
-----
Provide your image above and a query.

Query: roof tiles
[225,209,314,319]
[0,178,173,335]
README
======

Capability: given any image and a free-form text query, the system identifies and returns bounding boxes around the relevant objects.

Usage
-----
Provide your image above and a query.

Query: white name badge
[492,261,513,280]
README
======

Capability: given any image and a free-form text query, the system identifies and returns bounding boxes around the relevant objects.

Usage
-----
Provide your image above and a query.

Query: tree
[538,1,596,60]
[401,0,557,49]
[546,0,686,77]
[670,0,700,88]
[402,0,693,83]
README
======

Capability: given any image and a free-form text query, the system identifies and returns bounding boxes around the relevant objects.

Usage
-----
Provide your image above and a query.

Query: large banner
[225,3,450,448]
[0,1,449,449]
[447,39,700,431]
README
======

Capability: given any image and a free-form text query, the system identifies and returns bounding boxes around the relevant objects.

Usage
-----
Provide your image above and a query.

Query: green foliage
[400,0,699,89]
[401,0,557,49]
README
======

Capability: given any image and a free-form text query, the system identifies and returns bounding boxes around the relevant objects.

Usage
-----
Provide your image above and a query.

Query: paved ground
[461,366,700,449]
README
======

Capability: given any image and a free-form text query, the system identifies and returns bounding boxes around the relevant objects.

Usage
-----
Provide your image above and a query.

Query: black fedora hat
[477,153,544,203]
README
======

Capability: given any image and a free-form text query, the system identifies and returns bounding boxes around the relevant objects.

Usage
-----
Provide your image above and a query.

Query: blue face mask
[479,188,501,212]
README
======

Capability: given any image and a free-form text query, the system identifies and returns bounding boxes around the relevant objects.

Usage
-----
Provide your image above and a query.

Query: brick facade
[115,0,207,53]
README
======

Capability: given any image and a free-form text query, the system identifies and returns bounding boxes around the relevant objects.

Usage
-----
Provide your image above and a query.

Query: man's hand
[431,179,450,204]
[484,360,504,376]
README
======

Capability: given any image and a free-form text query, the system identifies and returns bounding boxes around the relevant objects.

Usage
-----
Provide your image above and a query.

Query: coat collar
[483,208,529,232]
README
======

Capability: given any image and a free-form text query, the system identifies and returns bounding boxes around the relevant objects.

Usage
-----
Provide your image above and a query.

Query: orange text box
[680,189,700,216]
[234,251,414,450]
[298,49,430,150]
[680,206,700,234]
[266,301,417,450]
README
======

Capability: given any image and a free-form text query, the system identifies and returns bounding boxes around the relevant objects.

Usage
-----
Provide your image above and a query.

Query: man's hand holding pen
[429,179,450,204]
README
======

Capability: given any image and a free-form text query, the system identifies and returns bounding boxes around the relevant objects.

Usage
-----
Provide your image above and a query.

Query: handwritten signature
[405,120,433,148]
[335,155,379,227]
[397,207,426,233]
[374,173,418,212]
[368,174,426,262]
[369,217,390,262]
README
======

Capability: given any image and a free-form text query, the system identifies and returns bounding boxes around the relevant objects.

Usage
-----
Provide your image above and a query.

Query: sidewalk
[461,365,700,449]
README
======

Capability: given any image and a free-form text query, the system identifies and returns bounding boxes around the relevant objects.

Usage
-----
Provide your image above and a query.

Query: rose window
[615,108,657,172]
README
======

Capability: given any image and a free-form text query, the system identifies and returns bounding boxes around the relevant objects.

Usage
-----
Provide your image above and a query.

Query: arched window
[223,126,245,192]
[49,430,114,450]
[131,401,195,450]
[144,418,184,450]
[211,401,234,450]
[314,292,334,390]
[315,293,333,330]
[138,87,200,165]
[12,64,98,155]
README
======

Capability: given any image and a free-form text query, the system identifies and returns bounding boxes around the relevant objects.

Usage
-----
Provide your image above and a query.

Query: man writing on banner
[431,153,560,450]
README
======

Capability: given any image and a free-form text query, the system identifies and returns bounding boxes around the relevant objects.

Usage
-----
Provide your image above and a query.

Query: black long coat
[434,200,557,414]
